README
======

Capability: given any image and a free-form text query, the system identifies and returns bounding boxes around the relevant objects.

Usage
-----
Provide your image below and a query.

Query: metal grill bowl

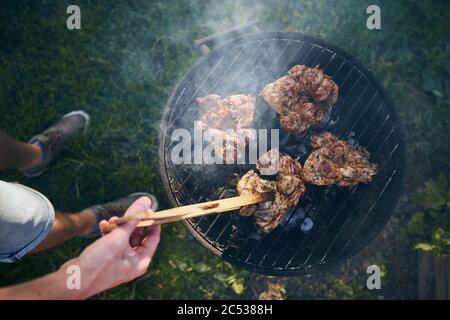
[159,31,406,276]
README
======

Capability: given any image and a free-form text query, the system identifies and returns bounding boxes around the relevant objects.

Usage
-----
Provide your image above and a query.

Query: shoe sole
[63,110,90,134]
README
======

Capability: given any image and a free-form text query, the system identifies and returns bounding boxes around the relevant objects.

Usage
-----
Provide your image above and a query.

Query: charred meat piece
[197,94,256,162]
[259,76,301,114]
[288,65,339,108]
[260,65,339,133]
[310,131,339,149]
[236,170,276,217]
[197,94,232,129]
[303,132,378,187]
[256,148,303,177]
[253,196,286,233]
[256,148,305,209]
[237,150,305,233]
[198,123,255,162]
[197,94,256,129]
[223,94,257,128]
[280,101,329,133]
[236,170,277,196]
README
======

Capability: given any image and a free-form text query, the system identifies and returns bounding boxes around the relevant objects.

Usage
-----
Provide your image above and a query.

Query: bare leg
[31,209,97,253]
[0,131,42,171]
[31,193,155,252]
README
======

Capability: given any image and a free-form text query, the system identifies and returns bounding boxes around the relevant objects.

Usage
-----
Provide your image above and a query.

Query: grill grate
[159,32,406,275]
[232,60,373,266]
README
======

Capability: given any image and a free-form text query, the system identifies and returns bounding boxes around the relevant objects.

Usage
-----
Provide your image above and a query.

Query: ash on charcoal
[301,218,314,233]
[329,118,338,126]
[224,214,262,252]
[346,131,356,145]
[282,143,308,159]
[278,206,306,232]
[279,131,291,146]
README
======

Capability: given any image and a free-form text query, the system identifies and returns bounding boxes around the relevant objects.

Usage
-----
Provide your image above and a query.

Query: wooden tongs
[100,192,273,234]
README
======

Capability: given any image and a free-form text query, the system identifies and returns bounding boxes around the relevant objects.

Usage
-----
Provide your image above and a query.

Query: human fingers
[99,216,120,236]
[99,220,109,237]
[117,196,152,237]
[109,216,119,224]
[130,226,148,247]
[137,225,161,259]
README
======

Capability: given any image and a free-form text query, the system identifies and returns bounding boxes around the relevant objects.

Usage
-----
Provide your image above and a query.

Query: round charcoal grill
[159,25,406,276]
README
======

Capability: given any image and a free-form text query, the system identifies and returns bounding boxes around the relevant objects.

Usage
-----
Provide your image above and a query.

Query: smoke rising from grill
[91,1,278,153]
[84,1,408,275]
[92,1,305,146]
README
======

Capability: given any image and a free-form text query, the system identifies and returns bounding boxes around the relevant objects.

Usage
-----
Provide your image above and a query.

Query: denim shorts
[0,180,54,263]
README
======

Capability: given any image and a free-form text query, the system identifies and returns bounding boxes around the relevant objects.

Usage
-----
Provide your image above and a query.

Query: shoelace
[41,129,65,153]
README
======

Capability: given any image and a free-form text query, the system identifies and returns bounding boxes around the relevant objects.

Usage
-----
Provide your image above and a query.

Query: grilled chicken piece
[237,150,305,233]
[288,65,339,108]
[223,94,257,128]
[279,100,329,133]
[303,132,378,187]
[197,94,256,129]
[259,76,300,114]
[197,94,256,162]
[256,148,303,177]
[198,123,255,162]
[260,65,338,133]
[236,170,277,217]
[310,131,339,149]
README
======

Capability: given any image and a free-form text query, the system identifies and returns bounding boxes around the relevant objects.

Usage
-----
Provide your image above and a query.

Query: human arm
[0,196,160,299]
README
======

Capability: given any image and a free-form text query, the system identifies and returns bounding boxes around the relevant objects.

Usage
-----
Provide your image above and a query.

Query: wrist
[0,258,98,300]
[57,258,95,300]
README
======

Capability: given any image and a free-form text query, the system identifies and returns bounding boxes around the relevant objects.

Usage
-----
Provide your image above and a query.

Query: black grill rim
[159,31,407,276]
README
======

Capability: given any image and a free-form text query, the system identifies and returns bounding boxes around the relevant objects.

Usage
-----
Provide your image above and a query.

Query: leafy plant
[285,255,388,300]
[213,264,246,295]
[407,174,450,255]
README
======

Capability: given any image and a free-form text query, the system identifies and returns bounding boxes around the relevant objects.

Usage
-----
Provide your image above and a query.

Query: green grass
[0,0,448,299]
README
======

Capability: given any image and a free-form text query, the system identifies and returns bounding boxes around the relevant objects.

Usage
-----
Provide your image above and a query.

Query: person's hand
[71,196,160,298]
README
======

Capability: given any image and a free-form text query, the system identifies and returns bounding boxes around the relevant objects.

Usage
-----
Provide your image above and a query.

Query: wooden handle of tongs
[100,193,272,235]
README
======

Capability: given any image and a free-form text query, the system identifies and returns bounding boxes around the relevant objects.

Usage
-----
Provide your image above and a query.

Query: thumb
[118,196,152,236]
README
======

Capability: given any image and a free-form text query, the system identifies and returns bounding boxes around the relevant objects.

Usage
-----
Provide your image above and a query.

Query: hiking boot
[21,110,90,177]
